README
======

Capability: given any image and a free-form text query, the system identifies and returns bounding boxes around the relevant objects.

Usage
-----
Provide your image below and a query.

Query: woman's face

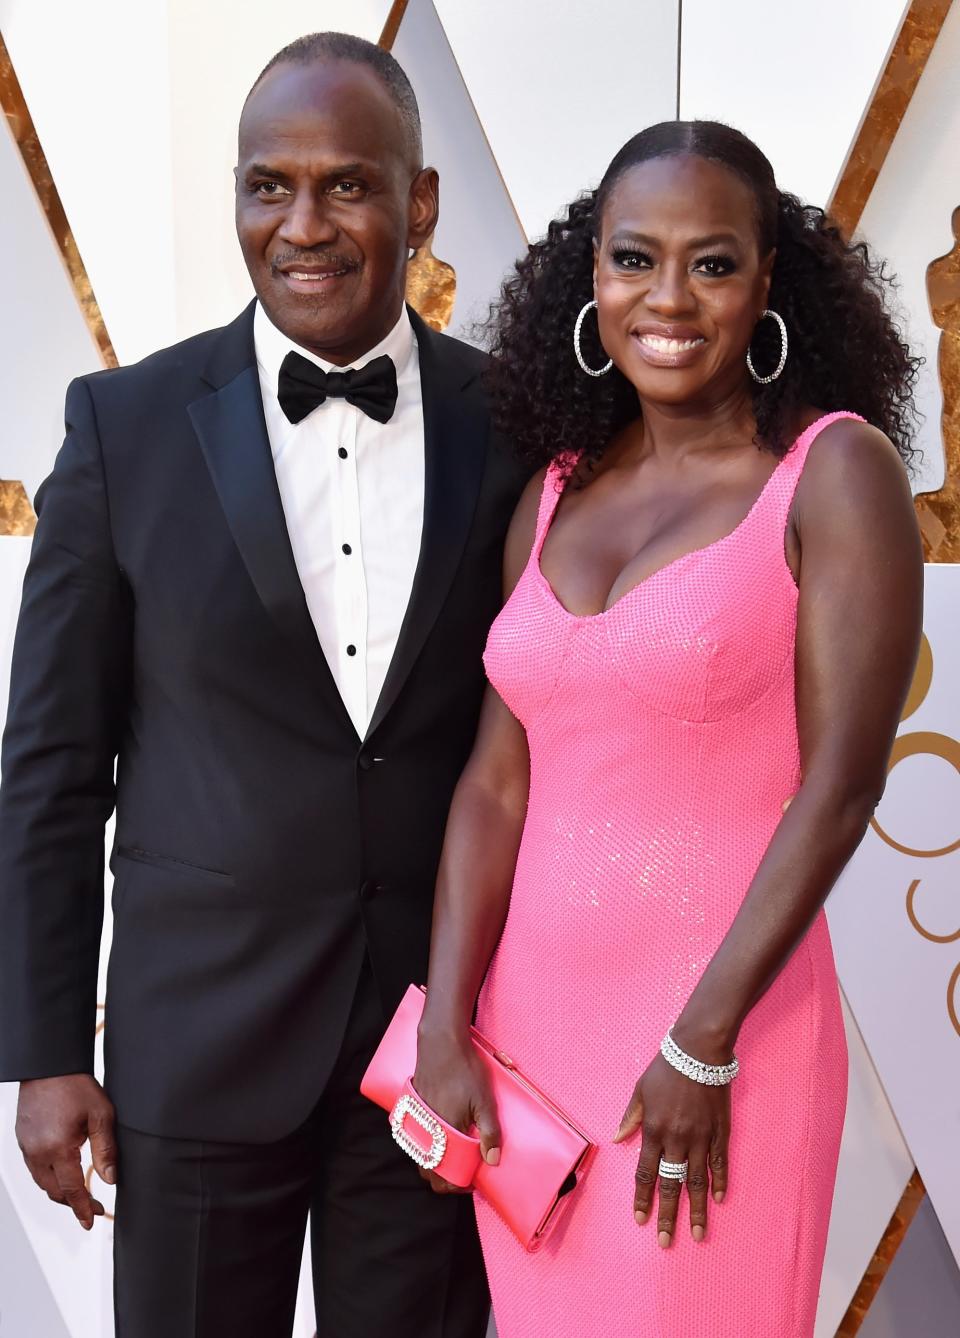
[593,154,773,407]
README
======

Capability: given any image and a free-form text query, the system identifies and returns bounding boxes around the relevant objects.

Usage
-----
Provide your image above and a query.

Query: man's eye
[254,182,292,198]
[331,180,364,196]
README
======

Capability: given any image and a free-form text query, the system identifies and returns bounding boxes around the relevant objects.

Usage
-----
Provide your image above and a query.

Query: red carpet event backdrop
[0,2,958,1334]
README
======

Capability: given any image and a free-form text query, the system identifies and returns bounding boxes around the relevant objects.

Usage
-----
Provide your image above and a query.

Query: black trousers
[113,958,489,1337]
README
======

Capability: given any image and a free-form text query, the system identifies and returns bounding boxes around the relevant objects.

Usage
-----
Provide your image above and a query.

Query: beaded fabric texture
[477,414,856,1337]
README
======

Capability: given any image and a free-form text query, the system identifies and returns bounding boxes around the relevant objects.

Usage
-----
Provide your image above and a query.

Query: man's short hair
[251,32,423,169]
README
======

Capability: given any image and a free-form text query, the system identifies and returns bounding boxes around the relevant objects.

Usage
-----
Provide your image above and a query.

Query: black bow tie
[277,350,398,426]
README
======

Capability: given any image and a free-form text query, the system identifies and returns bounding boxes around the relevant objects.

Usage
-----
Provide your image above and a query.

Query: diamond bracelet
[660,1028,740,1087]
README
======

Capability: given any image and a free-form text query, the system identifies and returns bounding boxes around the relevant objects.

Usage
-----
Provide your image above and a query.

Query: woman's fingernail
[613,1124,625,1142]
[658,1230,671,1249]
[486,1148,501,1167]
[713,1190,725,1204]
[692,1225,705,1242]
[634,1210,648,1225]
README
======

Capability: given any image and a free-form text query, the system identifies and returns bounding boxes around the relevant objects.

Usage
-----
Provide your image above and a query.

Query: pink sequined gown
[476,414,852,1337]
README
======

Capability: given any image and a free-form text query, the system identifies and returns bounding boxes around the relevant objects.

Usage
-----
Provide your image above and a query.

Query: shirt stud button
[342,543,352,555]
[346,644,357,656]
[338,447,348,459]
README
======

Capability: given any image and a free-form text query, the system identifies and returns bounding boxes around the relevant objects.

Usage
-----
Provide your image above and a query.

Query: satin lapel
[367,314,488,738]
[188,313,357,736]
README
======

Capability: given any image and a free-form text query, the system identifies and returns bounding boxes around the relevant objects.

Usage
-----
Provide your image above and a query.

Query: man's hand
[16,1075,117,1230]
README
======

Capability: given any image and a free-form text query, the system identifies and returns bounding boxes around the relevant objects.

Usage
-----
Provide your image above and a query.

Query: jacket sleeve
[0,376,131,1079]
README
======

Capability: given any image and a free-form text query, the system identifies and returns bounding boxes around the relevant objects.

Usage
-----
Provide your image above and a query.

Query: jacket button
[359,879,379,901]
[358,752,375,771]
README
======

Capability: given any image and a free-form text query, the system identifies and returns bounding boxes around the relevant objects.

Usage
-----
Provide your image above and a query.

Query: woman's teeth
[638,335,704,353]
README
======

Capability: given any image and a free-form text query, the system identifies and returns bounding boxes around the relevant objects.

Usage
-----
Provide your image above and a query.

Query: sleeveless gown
[476,413,853,1337]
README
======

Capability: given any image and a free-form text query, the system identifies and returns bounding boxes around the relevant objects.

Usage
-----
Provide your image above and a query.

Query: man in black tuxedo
[0,32,524,1338]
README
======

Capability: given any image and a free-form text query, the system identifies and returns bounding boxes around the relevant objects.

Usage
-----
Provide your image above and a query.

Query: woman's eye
[695,254,736,276]
[611,248,652,270]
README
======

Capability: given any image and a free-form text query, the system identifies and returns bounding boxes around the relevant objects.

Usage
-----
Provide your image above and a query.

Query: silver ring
[658,1158,688,1182]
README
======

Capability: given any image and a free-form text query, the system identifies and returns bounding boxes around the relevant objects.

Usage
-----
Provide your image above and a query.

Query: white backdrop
[1,2,958,1335]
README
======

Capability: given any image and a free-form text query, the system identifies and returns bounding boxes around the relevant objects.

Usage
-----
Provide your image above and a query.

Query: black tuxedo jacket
[0,303,526,1142]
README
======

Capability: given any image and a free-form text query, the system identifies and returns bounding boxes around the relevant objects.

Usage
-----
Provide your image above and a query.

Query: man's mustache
[270,250,361,275]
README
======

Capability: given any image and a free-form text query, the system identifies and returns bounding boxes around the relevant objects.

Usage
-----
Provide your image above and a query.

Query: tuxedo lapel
[188,305,357,737]
[367,311,489,738]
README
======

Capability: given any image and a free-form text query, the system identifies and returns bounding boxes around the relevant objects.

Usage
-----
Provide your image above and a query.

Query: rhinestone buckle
[390,1093,448,1171]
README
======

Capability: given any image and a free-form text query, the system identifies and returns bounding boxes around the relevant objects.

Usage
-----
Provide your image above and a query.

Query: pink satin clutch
[360,985,596,1252]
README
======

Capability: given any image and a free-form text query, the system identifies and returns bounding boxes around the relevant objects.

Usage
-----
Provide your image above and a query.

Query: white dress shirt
[254,302,425,738]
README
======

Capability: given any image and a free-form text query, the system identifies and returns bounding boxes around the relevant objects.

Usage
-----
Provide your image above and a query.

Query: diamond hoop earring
[746,309,788,384]
[573,300,613,377]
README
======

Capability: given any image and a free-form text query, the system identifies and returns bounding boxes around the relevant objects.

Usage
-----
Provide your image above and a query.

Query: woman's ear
[759,247,776,308]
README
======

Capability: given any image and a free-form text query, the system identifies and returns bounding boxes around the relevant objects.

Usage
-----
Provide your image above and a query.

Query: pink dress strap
[531,460,574,562]
[760,410,865,527]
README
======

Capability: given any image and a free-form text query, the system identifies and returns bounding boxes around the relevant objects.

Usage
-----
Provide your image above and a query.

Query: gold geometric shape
[0,30,116,368]
[405,235,457,332]
[378,0,412,51]
[916,204,960,560]
[829,0,954,240]
[0,480,36,536]
[835,1170,927,1336]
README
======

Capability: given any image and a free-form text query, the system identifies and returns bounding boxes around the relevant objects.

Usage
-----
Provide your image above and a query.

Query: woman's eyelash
[696,254,736,274]
[610,247,652,267]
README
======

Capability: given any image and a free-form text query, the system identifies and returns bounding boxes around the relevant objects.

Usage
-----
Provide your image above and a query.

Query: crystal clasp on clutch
[390,1093,448,1170]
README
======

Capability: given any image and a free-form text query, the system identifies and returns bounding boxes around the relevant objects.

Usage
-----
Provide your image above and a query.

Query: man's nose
[645,262,695,316]
[277,189,338,249]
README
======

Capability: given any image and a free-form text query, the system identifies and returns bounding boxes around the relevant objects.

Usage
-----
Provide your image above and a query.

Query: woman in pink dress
[413,122,923,1336]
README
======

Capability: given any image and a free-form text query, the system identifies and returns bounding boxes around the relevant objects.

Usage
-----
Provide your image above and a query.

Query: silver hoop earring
[573,300,613,377]
[746,309,788,384]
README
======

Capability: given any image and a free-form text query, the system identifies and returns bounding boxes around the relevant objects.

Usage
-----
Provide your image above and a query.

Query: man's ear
[408,167,440,251]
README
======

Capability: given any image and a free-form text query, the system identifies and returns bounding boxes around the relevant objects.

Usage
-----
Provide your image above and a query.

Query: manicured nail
[658,1231,671,1249]
[613,1124,625,1143]
[713,1190,725,1203]
[486,1148,501,1167]
[102,1165,116,1185]
[692,1225,705,1242]
[634,1210,648,1225]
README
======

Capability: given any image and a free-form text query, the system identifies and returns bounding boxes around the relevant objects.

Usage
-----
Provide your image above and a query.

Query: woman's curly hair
[482,121,920,471]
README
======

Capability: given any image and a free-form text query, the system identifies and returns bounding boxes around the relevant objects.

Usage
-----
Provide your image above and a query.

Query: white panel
[434,0,679,241]
[1,0,395,364]
[828,564,960,1264]
[0,0,177,365]
[392,0,526,339]
[0,113,101,498]
[167,0,396,343]
[679,0,909,207]
[857,0,960,493]
[0,1178,72,1337]
[815,993,914,1336]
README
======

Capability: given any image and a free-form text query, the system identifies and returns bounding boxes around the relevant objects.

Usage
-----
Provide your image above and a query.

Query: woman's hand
[614,1051,730,1246]
[412,1026,502,1194]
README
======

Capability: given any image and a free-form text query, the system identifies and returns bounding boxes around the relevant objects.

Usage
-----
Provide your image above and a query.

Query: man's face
[236,60,438,365]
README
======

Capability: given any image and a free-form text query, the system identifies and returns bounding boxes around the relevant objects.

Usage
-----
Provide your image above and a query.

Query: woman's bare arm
[413,472,544,1162]
[672,420,923,1058]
